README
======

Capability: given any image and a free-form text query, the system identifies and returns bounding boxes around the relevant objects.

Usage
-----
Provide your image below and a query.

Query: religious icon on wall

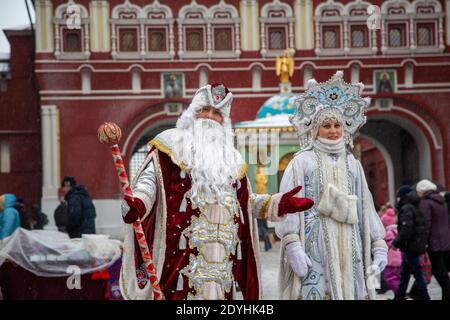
[162,73,183,98]
[375,70,396,93]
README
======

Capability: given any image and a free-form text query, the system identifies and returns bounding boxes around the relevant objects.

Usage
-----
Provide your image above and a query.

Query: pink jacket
[384,225,402,267]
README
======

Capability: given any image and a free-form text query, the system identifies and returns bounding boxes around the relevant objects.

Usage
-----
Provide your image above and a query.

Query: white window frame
[209,1,241,59]
[344,0,377,56]
[177,2,209,60]
[0,141,11,173]
[314,0,345,56]
[53,0,90,60]
[145,26,169,57]
[142,1,175,60]
[260,1,295,58]
[184,25,207,55]
[212,25,234,52]
[111,2,142,60]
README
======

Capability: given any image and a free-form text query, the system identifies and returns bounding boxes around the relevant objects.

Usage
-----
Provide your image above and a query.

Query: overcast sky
[0,0,35,54]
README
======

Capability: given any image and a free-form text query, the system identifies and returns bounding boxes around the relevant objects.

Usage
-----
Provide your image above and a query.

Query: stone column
[41,105,60,199]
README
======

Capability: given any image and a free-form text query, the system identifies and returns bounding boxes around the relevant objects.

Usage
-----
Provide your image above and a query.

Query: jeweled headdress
[290,71,370,149]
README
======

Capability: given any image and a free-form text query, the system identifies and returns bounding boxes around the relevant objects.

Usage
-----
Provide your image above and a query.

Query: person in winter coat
[417,179,450,300]
[0,194,20,240]
[393,185,430,300]
[444,192,450,217]
[54,199,68,233]
[381,208,403,293]
[13,198,31,230]
[62,176,96,238]
[31,204,48,230]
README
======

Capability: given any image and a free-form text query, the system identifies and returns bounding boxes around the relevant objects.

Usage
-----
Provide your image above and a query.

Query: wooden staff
[97,122,164,300]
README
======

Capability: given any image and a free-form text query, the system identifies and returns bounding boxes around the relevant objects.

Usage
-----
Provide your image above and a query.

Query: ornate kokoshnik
[290,71,370,149]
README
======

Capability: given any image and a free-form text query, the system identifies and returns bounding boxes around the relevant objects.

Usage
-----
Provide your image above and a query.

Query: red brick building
[0,26,41,214]
[3,0,450,236]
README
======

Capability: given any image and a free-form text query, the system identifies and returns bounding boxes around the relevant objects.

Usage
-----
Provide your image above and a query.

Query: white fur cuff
[282,233,301,247]
[371,239,388,250]
[265,193,284,222]
[133,191,152,216]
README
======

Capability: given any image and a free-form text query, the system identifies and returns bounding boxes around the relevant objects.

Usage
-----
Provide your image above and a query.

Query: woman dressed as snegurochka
[276,71,388,300]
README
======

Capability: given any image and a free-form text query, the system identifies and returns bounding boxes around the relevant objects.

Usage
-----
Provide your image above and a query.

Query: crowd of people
[377,180,450,300]
[0,176,96,241]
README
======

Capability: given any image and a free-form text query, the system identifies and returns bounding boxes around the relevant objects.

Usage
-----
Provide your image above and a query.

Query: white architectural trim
[142,0,175,59]
[122,111,171,156]
[305,0,313,49]
[45,0,53,52]
[111,0,140,19]
[41,199,126,240]
[314,0,345,56]
[410,0,442,13]
[351,63,360,83]
[111,0,175,60]
[103,1,109,51]
[368,105,442,151]
[260,0,295,57]
[177,0,210,59]
[209,0,241,58]
[199,68,208,87]
[446,0,450,45]
[303,64,313,85]
[81,68,91,94]
[368,111,435,182]
[315,0,345,17]
[381,0,444,55]
[41,105,60,200]
[54,0,90,60]
[0,141,11,173]
[177,0,239,59]
[261,0,293,17]
[252,0,258,49]
[359,133,396,207]
[404,63,414,88]
[252,66,262,92]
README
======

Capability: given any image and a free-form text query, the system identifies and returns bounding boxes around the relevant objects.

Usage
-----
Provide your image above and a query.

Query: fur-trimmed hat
[176,83,233,129]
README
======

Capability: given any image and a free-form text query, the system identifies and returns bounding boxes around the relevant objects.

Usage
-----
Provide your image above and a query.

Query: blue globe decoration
[256,93,297,119]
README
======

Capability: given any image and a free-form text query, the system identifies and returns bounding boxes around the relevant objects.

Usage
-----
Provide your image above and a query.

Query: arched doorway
[359,107,442,207]
[355,137,390,210]
[129,120,176,181]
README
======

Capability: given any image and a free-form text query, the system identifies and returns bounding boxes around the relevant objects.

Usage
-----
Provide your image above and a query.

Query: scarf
[313,137,346,154]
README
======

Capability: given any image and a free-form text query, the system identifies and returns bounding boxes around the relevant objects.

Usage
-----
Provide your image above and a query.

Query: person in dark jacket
[417,179,450,300]
[393,185,430,300]
[13,198,31,230]
[31,204,49,230]
[54,199,68,233]
[445,192,450,217]
[62,176,96,238]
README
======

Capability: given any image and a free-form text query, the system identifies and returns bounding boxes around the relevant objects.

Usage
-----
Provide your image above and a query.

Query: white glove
[370,247,388,276]
[285,241,312,278]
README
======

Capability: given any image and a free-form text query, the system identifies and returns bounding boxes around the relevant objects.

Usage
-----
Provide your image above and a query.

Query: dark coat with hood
[65,185,96,238]
[419,191,450,252]
[393,191,428,254]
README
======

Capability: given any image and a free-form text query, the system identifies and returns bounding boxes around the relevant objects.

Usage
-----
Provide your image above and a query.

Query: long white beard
[172,118,243,206]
